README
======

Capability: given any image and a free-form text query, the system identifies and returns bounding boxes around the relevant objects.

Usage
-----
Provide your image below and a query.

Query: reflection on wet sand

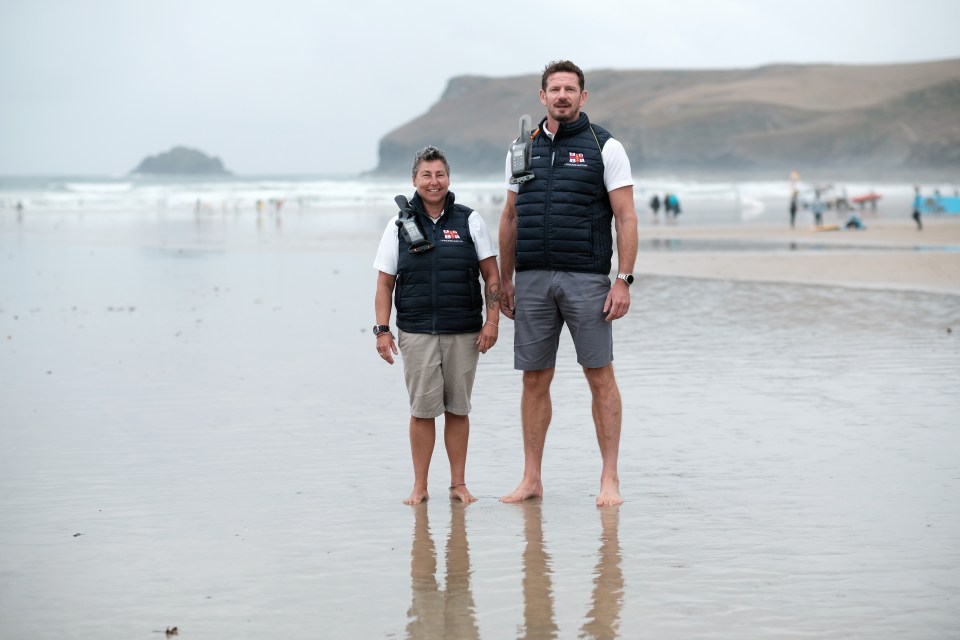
[518,501,623,640]
[580,507,623,640]
[519,501,558,639]
[406,503,479,639]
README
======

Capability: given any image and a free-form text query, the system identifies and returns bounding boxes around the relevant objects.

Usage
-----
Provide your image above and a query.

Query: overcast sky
[1,0,958,177]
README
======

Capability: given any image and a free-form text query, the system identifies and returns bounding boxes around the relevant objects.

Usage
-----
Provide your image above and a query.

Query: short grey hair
[412,145,450,179]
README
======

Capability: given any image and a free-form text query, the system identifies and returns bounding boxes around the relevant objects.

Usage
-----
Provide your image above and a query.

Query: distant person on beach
[498,60,638,507]
[789,190,798,228]
[666,192,681,223]
[812,190,825,226]
[648,193,661,224]
[845,211,865,230]
[373,145,501,505]
[912,185,923,230]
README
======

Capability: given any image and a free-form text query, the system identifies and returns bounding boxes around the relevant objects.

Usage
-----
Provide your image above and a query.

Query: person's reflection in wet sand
[406,503,479,640]
[579,507,623,640]
[519,500,559,639]
[444,502,479,638]
[406,504,442,638]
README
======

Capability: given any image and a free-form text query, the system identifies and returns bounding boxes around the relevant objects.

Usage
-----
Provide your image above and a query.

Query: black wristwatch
[373,324,391,337]
[616,273,635,286]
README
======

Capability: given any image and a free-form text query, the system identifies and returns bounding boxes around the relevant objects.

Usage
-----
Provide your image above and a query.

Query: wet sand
[637,217,960,295]
[1,208,959,638]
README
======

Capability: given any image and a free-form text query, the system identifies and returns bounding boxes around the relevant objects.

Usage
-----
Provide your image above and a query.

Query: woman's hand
[377,333,398,364]
[477,322,498,354]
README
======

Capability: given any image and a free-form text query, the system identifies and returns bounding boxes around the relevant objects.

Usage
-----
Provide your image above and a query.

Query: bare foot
[403,490,429,505]
[500,479,543,503]
[596,478,623,507]
[449,484,477,503]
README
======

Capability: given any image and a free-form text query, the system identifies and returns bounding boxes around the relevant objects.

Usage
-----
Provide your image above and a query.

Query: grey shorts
[513,270,614,371]
[398,330,480,418]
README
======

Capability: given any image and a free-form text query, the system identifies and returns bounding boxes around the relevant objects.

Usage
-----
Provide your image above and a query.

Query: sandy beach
[1,203,958,638]
[637,217,960,295]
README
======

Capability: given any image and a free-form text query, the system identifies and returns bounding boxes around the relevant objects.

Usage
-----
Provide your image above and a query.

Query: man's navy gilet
[515,112,614,274]
[395,191,483,335]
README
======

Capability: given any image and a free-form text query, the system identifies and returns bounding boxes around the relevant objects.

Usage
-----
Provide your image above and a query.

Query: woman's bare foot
[500,479,543,503]
[403,489,429,505]
[449,483,477,503]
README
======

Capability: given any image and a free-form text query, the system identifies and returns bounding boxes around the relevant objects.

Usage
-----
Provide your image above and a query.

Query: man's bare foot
[449,484,477,503]
[500,479,543,503]
[403,490,429,505]
[596,478,623,507]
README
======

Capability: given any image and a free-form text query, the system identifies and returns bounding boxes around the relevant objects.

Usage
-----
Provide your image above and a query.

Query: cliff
[131,146,231,175]
[372,58,960,177]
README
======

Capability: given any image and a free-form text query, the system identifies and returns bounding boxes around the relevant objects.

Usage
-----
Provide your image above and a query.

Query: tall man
[499,60,638,507]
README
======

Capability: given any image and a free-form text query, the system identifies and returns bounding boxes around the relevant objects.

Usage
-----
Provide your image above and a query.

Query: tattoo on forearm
[486,283,501,310]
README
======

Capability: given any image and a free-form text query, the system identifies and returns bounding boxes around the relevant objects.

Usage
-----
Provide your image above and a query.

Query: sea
[0,173,944,228]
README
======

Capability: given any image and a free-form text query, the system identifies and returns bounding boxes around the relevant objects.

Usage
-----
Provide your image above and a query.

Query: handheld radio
[509,114,536,185]
[394,195,434,253]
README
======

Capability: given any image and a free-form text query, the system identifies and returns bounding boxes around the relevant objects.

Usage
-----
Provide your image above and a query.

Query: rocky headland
[372,58,960,179]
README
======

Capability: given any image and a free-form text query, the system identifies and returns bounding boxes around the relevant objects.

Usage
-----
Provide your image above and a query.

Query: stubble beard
[550,103,578,124]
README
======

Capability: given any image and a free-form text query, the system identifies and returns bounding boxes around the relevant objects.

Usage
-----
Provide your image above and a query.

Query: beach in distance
[1,175,958,638]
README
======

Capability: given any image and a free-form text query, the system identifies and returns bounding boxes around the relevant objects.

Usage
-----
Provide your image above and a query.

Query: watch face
[619,274,634,285]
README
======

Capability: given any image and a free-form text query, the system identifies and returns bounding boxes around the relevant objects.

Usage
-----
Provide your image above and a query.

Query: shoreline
[3,197,958,296]
[635,217,960,296]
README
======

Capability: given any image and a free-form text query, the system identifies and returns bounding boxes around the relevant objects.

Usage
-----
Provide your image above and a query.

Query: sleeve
[505,148,519,194]
[468,212,498,261]
[372,215,400,275]
[601,138,634,192]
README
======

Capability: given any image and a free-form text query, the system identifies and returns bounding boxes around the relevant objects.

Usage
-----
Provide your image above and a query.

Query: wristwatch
[373,324,391,337]
[616,273,635,286]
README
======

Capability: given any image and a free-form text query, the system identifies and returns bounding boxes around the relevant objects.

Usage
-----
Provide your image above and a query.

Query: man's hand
[500,278,516,320]
[603,280,631,321]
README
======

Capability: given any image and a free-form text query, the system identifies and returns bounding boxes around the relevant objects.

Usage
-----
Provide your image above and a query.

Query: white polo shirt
[504,122,634,193]
[373,210,497,275]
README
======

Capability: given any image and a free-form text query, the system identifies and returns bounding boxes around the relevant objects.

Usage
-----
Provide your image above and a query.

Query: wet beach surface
[1,209,959,638]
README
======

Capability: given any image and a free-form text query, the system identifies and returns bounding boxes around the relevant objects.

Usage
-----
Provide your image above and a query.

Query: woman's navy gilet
[395,191,483,334]
[515,112,614,274]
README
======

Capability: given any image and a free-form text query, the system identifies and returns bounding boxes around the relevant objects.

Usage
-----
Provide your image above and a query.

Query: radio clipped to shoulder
[509,114,536,185]
[394,195,434,254]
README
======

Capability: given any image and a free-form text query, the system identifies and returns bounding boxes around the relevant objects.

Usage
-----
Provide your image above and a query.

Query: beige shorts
[398,330,480,418]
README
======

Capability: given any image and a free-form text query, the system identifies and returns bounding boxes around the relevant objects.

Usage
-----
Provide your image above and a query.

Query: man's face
[540,71,587,124]
[413,159,449,210]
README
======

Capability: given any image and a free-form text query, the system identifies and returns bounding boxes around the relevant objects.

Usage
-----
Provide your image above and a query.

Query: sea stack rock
[131,146,232,175]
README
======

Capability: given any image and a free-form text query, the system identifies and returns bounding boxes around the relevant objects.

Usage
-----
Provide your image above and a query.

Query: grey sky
[1,0,958,176]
